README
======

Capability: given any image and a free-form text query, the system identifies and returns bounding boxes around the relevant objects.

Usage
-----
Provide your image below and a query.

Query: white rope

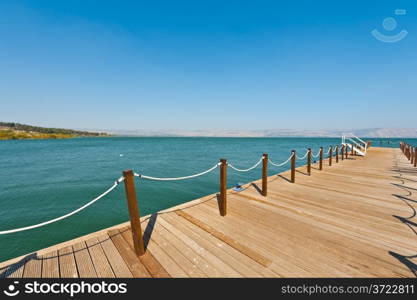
[326,147,332,155]
[134,163,219,181]
[268,153,294,167]
[312,150,321,158]
[228,157,263,172]
[296,150,309,160]
[0,177,125,235]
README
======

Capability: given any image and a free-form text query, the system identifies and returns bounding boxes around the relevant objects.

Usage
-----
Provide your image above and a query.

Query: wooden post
[345,145,348,159]
[335,146,339,163]
[262,153,268,196]
[414,147,417,167]
[411,148,414,165]
[219,158,227,216]
[122,170,145,256]
[291,150,296,183]
[351,144,354,155]
[307,148,311,175]
[329,146,333,166]
[319,147,323,170]
[341,145,344,161]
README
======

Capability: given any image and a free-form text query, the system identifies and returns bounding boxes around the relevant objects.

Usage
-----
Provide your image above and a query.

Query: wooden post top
[123,169,134,176]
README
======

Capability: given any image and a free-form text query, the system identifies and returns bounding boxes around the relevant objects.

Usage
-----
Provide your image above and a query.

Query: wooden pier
[1,146,416,278]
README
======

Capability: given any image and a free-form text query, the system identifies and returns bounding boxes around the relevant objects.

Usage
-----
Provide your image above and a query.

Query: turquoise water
[0,137,411,261]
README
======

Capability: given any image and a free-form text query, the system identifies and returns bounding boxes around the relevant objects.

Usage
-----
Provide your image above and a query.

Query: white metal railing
[341,133,367,156]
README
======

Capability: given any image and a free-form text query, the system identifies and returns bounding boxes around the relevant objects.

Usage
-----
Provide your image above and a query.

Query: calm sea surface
[0,137,413,261]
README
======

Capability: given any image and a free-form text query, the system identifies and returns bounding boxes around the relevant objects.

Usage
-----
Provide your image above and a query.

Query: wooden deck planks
[58,246,78,278]
[2,261,25,278]
[41,250,59,278]
[175,210,272,268]
[23,256,42,278]
[73,242,97,278]
[1,147,416,278]
[153,220,224,277]
[224,193,412,276]
[97,234,133,278]
[163,213,267,277]
[212,195,408,277]
[143,224,206,277]
[108,229,151,278]
[85,237,115,278]
[118,228,170,278]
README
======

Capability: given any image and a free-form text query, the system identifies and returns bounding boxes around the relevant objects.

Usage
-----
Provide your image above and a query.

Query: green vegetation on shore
[0,122,109,140]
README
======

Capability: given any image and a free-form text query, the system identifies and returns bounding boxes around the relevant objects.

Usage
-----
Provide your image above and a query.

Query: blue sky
[0,0,416,131]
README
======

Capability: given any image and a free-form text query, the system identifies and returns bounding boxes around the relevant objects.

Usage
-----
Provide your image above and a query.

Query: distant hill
[106,128,417,138]
[0,122,109,140]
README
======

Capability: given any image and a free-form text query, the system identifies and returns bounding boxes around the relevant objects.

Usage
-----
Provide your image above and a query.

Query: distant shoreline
[0,122,109,140]
[0,132,111,140]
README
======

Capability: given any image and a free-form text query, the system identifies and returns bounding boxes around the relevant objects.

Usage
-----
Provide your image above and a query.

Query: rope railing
[134,163,220,181]
[326,146,341,156]
[268,152,294,167]
[228,157,264,172]
[400,141,417,167]
[0,176,125,235]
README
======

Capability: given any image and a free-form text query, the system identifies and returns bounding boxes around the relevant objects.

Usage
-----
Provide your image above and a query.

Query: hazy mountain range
[102,128,417,138]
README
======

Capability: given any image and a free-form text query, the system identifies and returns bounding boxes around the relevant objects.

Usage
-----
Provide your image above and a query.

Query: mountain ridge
[103,128,417,138]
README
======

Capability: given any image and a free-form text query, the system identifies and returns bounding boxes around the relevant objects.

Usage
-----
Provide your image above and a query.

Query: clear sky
[0,0,416,131]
